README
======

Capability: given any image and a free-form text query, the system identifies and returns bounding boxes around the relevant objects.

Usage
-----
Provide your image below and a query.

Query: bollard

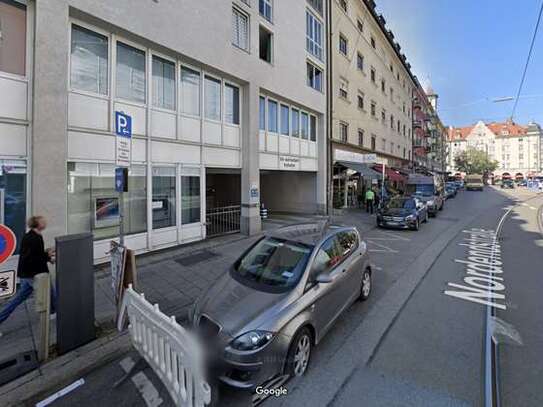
[260,204,268,219]
[34,273,50,362]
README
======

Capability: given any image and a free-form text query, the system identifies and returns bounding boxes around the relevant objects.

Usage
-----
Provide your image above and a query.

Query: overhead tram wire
[510,0,543,121]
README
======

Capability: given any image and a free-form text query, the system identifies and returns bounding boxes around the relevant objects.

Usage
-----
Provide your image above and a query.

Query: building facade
[0,0,327,264]
[447,120,542,178]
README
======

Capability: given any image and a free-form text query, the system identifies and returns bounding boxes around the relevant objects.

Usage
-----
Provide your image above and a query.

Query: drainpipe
[326,0,333,214]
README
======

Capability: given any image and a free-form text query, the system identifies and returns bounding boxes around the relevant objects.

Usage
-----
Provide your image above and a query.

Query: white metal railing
[118,286,211,407]
[206,205,241,237]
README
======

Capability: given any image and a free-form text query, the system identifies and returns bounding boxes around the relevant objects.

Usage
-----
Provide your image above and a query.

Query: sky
[376,0,543,127]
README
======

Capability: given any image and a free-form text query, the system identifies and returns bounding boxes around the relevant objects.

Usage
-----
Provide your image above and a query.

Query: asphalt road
[41,186,543,407]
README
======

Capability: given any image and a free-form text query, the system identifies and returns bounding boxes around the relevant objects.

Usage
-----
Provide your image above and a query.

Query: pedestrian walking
[365,188,375,214]
[0,216,56,329]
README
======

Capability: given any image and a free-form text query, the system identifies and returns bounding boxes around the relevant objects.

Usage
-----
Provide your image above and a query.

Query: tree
[454,147,498,175]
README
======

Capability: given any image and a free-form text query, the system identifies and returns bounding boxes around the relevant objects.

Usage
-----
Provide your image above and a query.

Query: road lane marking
[120,357,163,407]
[366,241,398,253]
[36,379,86,407]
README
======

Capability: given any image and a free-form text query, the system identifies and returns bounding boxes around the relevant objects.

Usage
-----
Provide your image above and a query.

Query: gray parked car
[189,223,373,390]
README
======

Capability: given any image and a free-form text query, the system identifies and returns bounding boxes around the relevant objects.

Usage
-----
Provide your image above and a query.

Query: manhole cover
[175,249,220,266]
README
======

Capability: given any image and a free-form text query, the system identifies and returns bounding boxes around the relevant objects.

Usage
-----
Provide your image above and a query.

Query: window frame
[306,10,324,61]
[151,53,177,112]
[115,38,148,105]
[180,64,202,118]
[259,25,274,63]
[259,0,273,23]
[307,61,323,92]
[224,82,241,126]
[232,6,250,52]
[339,33,348,56]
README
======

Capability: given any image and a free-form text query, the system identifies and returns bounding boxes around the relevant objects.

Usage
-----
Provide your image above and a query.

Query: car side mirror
[316,273,333,284]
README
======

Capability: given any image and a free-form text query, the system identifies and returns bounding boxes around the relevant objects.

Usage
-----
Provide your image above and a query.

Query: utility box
[55,233,95,355]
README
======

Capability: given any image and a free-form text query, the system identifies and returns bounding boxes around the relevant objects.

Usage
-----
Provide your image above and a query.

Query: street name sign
[115,111,132,168]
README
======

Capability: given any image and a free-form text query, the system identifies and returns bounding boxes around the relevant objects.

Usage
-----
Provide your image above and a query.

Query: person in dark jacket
[0,216,55,326]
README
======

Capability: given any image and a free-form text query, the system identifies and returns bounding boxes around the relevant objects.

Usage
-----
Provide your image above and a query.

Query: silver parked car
[189,223,373,390]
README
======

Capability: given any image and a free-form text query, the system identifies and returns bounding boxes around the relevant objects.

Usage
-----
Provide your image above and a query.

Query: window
[357,19,364,33]
[390,87,394,101]
[225,83,240,125]
[181,67,200,116]
[381,138,386,151]
[259,96,266,130]
[339,34,348,56]
[232,8,249,51]
[70,25,108,94]
[390,142,394,153]
[116,42,146,103]
[339,78,348,99]
[0,160,26,253]
[307,62,323,91]
[371,101,376,117]
[152,167,176,229]
[280,104,289,135]
[358,129,364,146]
[403,147,406,158]
[259,0,273,22]
[310,115,317,142]
[0,1,26,76]
[301,112,309,139]
[371,135,376,151]
[339,122,348,143]
[390,115,394,129]
[381,109,386,124]
[403,124,406,136]
[308,0,323,15]
[357,93,364,110]
[306,11,323,60]
[259,26,273,62]
[181,172,200,224]
[268,99,278,132]
[204,76,221,121]
[292,108,300,137]
[370,36,376,49]
[381,79,386,93]
[357,53,364,71]
[152,56,175,110]
[67,163,146,240]
[370,67,376,83]
[339,0,347,12]
[397,120,401,133]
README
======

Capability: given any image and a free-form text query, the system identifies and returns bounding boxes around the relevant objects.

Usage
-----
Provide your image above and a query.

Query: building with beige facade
[447,120,543,179]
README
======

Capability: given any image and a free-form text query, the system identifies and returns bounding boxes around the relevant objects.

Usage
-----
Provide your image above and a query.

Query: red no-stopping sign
[0,224,17,265]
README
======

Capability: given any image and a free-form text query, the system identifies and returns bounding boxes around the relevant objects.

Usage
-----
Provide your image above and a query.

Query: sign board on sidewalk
[115,111,132,168]
[110,241,137,327]
[0,270,15,299]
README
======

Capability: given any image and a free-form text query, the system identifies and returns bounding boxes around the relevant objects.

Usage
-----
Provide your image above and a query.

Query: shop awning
[372,164,407,183]
[336,161,382,180]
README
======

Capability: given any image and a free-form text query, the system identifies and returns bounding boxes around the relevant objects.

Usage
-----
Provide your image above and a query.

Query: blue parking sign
[115,111,132,137]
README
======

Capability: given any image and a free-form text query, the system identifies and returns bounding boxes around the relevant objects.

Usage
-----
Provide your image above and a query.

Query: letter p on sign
[115,112,132,138]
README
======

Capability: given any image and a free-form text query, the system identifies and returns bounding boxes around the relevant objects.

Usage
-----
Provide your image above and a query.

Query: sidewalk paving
[0,209,376,404]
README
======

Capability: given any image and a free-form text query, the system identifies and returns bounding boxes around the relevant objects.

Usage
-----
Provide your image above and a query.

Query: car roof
[266,221,355,246]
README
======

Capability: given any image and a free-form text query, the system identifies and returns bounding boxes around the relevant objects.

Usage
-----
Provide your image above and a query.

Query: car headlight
[231,330,275,351]
[406,214,416,221]
[427,200,434,206]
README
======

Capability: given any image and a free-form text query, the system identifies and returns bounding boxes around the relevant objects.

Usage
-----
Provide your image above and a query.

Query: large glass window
[306,11,323,60]
[0,1,26,76]
[310,115,317,142]
[67,163,147,240]
[259,0,273,22]
[204,76,221,121]
[152,56,175,110]
[225,83,240,125]
[268,100,278,133]
[0,160,26,254]
[181,173,200,224]
[116,42,146,103]
[280,104,289,136]
[307,62,323,92]
[259,96,266,130]
[181,67,200,116]
[70,25,108,95]
[152,167,176,229]
[301,112,309,140]
[292,108,300,137]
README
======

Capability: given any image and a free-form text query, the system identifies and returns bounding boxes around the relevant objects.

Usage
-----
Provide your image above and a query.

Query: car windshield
[231,237,313,292]
[414,184,434,196]
[386,198,415,209]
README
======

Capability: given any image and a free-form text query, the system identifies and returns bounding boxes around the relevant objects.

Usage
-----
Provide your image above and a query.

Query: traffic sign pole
[115,112,132,247]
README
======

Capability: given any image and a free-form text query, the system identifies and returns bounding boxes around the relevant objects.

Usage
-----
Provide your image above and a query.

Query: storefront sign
[279,155,300,170]
[334,149,377,164]
[0,270,16,299]
[115,111,132,168]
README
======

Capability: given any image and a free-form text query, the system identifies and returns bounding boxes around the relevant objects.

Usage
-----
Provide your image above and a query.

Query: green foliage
[454,147,499,174]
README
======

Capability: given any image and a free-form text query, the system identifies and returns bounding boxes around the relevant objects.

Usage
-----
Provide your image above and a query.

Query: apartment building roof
[448,120,529,141]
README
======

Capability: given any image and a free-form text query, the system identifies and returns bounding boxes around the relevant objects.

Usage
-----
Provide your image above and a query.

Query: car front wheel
[286,328,312,377]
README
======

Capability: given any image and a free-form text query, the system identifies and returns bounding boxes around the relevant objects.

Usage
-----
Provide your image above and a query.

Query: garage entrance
[260,170,318,215]
[205,168,241,237]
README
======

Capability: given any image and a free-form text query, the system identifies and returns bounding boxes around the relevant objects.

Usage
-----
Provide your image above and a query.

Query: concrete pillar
[316,114,328,214]
[32,0,69,246]
[240,82,261,235]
